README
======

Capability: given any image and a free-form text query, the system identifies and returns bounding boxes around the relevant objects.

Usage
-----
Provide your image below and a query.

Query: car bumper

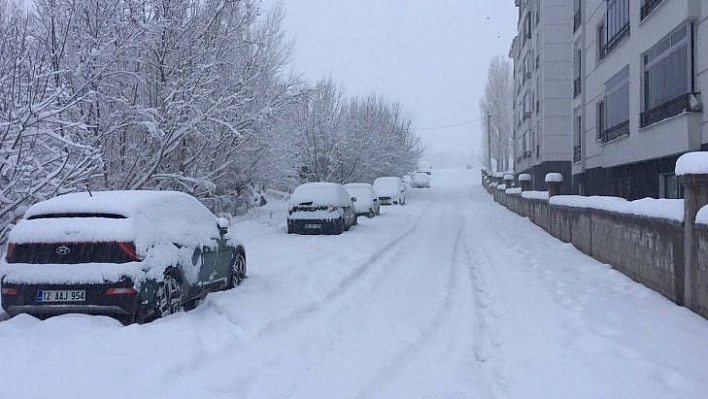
[287,218,340,234]
[1,280,145,321]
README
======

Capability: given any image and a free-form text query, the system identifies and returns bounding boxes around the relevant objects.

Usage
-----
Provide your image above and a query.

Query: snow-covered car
[0,191,246,324]
[287,182,357,234]
[373,176,407,205]
[344,183,380,218]
[411,172,431,188]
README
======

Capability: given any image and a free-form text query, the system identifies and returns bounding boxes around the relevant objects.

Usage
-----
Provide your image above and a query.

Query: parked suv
[287,182,357,234]
[0,190,247,324]
[374,176,407,205]
[344,183,380,218]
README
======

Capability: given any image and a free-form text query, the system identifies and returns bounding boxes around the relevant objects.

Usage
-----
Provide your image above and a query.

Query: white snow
[497,184,507,191]
[550,196,685,222]
[696,206,708,225]
[506,187,522,195]
[522,190,550,200]
[545,172,563,183]
[503,174,514,181]
[289,182,353,207]
[1,170,708,398]
[373,176,404,198]
[518,173,531,182]
[675,151,708,176]
[343,183,377,214]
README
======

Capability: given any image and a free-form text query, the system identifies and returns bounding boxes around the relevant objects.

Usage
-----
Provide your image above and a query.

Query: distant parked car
[0,191,246,324]
[344,183,380,218]
[411,172,431,188]
[374,176,407,205]
[287,182,357,234]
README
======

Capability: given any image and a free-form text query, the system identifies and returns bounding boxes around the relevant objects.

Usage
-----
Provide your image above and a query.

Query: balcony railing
[599,120,629,143]
[573,9,581,33]
[573,77,582,98]
[600,23,630,59]
[573,145,582,163]
[640,92,702,127]
[641,0,664,20]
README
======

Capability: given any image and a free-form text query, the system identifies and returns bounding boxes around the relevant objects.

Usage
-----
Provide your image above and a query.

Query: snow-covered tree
[479,56,513,172]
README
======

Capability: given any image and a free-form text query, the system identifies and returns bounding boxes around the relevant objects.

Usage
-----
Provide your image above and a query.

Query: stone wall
[489,182,696,315]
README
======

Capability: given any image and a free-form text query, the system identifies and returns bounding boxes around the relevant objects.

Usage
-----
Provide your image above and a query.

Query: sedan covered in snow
[411,172,431,188]
[287,182,357,235]
[0,191,247,324]
[373,176,407,205]
[344,183,380,218]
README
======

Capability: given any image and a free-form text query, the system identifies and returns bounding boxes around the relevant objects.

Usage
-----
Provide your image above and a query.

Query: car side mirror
[373,198,378,202]
[351,197,357,202]
[217,216,230,235]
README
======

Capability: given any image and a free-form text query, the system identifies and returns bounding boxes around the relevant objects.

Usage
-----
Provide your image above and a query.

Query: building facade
[572,0,708,199]
[510,0,574,192]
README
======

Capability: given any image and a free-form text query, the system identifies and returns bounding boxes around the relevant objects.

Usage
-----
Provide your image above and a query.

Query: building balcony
[573,9,581,33]
[600,23,630,59]
[641,0,664,20]
[573,77,582,98]
[640,92,702,128]
[599,120,629,143]
[573,145,582,163]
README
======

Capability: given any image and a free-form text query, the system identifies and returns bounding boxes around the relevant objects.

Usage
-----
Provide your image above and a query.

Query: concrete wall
[490,179,695,314]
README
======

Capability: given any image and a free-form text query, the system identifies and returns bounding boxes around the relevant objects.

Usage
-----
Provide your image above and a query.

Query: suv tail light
[106,287,137,295]
[1,287,19,295]
[5,243,16,260]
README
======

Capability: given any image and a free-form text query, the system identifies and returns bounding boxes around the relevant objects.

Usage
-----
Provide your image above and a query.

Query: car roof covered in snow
[11,190,220,251]
[290,182,353,206]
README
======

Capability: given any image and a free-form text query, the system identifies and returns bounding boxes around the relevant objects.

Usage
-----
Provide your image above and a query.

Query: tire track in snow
[355,220,465,398]
[209,201,435,341]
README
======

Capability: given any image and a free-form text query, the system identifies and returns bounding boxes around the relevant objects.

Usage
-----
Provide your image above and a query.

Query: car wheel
[227,250,247,288]
[154,274,182,318]
[368,209,375,218]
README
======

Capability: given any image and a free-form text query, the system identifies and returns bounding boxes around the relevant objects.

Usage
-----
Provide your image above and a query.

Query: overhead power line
[416,117,484,131]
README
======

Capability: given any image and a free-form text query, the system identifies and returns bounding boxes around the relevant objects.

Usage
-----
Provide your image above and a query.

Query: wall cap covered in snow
[545,173,563,183]
[518,174,531,182]
[676,152,708,176]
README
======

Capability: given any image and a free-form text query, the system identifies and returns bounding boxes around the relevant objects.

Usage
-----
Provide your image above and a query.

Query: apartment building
[572,0,707,199]
[510,0,574,192]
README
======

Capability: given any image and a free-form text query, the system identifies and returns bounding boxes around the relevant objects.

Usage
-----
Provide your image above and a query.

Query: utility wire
[416,117,485,131]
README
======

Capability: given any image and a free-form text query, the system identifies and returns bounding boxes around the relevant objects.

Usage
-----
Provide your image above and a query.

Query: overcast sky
[266,0,517,168]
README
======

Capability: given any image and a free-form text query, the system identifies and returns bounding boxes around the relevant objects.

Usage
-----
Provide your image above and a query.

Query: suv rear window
[6,242,139,264]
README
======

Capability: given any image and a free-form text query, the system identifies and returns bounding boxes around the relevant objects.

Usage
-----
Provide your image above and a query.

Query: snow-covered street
[2,169,708,398]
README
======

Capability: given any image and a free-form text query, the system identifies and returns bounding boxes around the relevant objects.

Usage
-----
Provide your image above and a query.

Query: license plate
[304,223,322,229]
[37,290,86,303]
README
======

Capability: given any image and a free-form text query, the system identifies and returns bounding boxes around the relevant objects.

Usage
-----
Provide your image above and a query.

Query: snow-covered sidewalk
[1,169,707,398]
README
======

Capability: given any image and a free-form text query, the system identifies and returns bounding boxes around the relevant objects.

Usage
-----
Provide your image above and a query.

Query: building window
[640,24,701,127]
[596,99,605,140]
[600,65,630,143]
[660,173,683,199]
[641,0,664,20]
[597,22,606,60]
[573,111,582,163]
[601,0,630,59]
[573,0,582,33]
[573,46,582,98]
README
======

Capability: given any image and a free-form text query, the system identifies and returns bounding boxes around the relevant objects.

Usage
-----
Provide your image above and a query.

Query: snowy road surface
[2,169,708,398]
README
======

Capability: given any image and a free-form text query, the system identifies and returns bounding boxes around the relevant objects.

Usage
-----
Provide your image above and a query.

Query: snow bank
[550,195,684,222]
[522,191,549,200]
[675,152,708,176]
